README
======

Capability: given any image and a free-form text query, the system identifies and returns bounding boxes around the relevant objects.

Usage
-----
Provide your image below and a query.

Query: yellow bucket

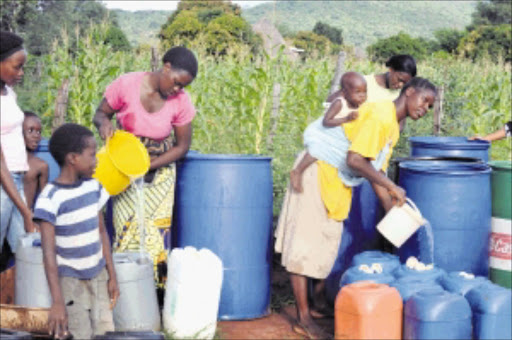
[93,130,150,196]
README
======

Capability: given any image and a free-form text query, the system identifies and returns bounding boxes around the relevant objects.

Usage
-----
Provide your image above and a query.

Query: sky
[101,1,271,11]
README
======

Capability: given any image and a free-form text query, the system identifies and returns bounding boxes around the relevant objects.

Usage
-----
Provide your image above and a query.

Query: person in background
[290,72,367,193]
[93,46,198,287]
[22,111,48,209]
[0,31,36,262]
[275,78,437,339]
[470,121,512,142]
[363,54,417,130]
[34,123,119,340]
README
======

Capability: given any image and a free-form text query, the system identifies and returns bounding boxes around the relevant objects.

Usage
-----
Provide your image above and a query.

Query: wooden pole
[329,51,346,97]
[433,85,445,135]
[151,47,159,72]
[266,82,281,148]
[51,79,70,133]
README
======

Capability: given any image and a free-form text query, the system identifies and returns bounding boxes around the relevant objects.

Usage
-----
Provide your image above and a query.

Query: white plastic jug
[377,198,426,248]
[163,246,223,340]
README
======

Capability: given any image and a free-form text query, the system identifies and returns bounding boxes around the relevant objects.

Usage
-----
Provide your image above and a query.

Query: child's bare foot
[290,169,303,193]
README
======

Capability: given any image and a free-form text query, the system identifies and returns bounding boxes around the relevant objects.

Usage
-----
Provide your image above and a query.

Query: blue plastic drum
[390,276,444,302]
[397,161,491,276]
[34,139,60,182]
[351,251,400,274]
[404,289,472,339]
[339,265,395,288]
[325,180,384,304]
[172,154,273,320]
[409,136,490,162]
[440,271,489,296]
[466,281,512,340]
[393,264,446,283]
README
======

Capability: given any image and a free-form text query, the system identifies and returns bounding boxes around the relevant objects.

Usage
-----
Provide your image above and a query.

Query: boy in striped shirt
[34,123,119,339]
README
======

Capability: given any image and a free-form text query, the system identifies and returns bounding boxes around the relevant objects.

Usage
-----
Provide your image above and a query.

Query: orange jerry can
[335,281,402,340]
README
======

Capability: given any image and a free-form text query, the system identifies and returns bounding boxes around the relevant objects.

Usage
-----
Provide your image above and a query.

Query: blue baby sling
[303,116,390,187]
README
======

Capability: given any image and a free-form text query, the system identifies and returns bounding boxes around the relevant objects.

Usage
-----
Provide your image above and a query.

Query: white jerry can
[163,246,223,339]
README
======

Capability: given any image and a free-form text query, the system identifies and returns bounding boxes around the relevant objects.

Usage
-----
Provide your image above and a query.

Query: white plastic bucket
[113,252,161,331]
[377,198,426,248]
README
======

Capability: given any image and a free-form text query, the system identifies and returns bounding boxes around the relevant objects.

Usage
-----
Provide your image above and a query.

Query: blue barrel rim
[182,153,272,161]
[409,136,490,150]
[399,160,491,175]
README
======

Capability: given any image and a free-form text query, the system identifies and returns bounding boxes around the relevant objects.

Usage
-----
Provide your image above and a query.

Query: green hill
[111,9,172,47]
[242,0,478,47]
[111,1,478,48]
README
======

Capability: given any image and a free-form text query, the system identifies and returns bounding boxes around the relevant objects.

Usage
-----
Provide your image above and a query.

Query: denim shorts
[0,172,27,253]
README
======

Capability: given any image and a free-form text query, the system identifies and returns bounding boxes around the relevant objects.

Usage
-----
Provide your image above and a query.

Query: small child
[22,111,48,209]
[33,123,119,339]
[290,72,367,192]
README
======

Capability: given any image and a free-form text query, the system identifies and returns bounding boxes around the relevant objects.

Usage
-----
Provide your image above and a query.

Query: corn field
[16,28,512,215]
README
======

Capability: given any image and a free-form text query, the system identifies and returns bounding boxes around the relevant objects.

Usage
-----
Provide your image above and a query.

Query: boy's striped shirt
[34,178,109,279]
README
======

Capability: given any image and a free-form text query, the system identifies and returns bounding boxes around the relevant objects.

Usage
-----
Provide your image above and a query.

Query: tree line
[1,0,509,63]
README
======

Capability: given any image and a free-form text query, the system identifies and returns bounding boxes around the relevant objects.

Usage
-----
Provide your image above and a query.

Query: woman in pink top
[1,31,37,263]
[93,46,198,286]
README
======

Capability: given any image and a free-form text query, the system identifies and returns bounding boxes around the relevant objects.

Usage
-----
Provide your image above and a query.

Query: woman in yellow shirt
[275,77,436,339]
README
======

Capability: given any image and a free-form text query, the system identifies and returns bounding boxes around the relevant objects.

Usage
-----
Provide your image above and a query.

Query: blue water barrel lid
[399,160,491,175]
[405,289,472,321]
[440,272,489,296]
[409,136,490,151]
[339,266,395,287]
[35,138,50,152]
[390,276,444,302]
[183,153,272,162]
[393,264,446,282]
[466,281,512,315]
[351,251,400,273]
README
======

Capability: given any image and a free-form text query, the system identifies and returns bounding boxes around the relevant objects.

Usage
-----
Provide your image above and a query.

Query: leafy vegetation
[313,21,343,45]
[102,1,478,49]
[367,1,512,63]
[0,0,129,55]
[469,0,512,28]
[458,24,511,62]
[366,32,432,63]
[111,9,171,47]
[6,1,511,216]
[158,0,261,56]
[14,24,511,214]
[292,31,332,59]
